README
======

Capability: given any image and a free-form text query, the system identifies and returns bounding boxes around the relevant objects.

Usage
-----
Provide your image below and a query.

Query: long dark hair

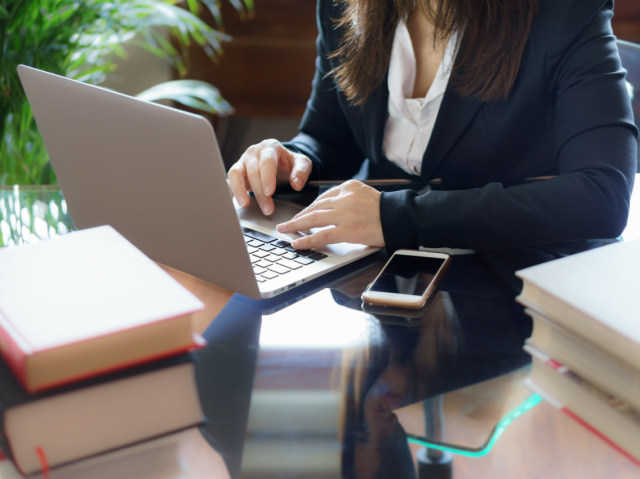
[329,0,540,106]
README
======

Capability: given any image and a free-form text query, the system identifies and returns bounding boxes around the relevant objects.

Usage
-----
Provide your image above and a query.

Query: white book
[0,225,204,392]
[516,239,640,372]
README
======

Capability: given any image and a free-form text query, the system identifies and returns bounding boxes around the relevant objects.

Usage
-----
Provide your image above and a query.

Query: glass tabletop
[5,184,638,478]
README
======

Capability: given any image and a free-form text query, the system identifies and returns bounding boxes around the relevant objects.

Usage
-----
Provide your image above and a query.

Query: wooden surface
[158,263,234,335]
[451,401,640,479]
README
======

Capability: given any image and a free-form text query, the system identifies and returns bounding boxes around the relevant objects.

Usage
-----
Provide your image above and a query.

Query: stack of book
[516,239,640,466]
[0,226,207,477]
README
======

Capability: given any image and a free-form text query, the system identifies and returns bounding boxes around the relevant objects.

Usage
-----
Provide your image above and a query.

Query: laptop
[18,65,380,299]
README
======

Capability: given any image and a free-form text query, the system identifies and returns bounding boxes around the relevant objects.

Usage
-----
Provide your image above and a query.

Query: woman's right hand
[228,139,313,216]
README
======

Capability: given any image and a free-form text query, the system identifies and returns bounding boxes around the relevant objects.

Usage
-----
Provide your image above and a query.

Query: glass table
[2,185,640,479]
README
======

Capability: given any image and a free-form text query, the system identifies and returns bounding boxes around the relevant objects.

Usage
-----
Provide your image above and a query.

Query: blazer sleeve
[281,0,366,181]
[380,0,638,251]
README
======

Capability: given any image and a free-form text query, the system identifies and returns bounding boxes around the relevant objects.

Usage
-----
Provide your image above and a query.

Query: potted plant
[0,0,250,185]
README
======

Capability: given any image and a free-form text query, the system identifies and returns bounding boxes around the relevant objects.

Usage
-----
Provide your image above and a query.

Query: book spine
[0,311,28,391]
[0,417,18,475]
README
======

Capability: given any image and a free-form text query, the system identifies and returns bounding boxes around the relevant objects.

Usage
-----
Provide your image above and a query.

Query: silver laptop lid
[18,65,260,299]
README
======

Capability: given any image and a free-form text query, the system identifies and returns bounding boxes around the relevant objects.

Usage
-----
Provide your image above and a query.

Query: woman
[228,0,637,255]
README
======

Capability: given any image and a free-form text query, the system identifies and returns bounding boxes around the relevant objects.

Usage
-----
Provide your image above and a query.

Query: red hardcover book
[525,344,640,467]
[0,225,205,392]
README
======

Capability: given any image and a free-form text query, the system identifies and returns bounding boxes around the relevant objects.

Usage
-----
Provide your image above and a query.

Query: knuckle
[343,192,357,203]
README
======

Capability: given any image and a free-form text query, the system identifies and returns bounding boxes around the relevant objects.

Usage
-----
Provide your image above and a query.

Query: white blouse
[383,22,459,176]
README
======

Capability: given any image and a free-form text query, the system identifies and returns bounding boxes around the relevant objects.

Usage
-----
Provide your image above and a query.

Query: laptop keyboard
[243,227,328,283]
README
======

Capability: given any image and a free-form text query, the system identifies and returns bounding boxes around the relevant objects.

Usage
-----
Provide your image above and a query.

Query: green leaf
[136,80,234,116]
[1,0,240,185]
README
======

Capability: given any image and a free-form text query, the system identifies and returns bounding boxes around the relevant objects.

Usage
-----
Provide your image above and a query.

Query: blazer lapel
[421,87,484,180]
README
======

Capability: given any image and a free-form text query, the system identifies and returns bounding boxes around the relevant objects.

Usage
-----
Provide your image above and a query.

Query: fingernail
[241,198,248,207]
[277,223,287,232]
[264,186,273,196]
[263,204,273,215]
[293,177,301,188]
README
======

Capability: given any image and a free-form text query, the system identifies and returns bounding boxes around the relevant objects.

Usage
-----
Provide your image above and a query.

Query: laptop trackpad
[234,197,305,233]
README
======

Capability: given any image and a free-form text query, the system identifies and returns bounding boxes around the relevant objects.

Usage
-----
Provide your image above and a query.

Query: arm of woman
[281,1,367,182]
[378,0,637,251]
[283,0,637,251]
[228,0,366,216]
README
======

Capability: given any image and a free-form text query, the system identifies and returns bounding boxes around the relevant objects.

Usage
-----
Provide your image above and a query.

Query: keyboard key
[274,240,291,248]
[293,256,314,265]
[253,266,267,275]
[270,248,287,256]
[267,263,291,275]
[278,259,302,270]
[248,240,264,248]
[294,249,315,257]
[259,244,276,252]
[282,252,299,260]
[262,270,280,279]
[256,260,272,269]
[253,250,270,258]
[265,254,282,262]
[308,253,328,261]
[256,277,267,282]
[243,236,253,243]
[250,255,262,264]
[247,246,258,254]
[242,227,278,243]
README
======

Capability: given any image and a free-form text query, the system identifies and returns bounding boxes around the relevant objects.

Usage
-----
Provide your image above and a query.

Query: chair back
[618,40,640,171]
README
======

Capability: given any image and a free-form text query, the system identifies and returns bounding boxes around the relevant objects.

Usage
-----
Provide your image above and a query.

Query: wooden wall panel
[614,0,640,43]
[185,0,640,120]
[187,0,317,118]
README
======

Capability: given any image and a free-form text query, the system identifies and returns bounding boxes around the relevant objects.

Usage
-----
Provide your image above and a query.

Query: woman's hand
[277,180,386,249]
[228,139,313,215]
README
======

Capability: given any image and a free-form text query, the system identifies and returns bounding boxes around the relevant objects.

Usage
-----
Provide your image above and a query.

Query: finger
[277,209,339,233]
[259,146,279,196]
[292,196,340,219]
[245,157,275,215]
[292,227,341,250]
[228,162,250,207]
[289,154,313,190]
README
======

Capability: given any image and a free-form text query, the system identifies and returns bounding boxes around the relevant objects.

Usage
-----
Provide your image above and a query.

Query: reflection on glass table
[0,186,73,246]
[11,185,640,478]
[238,253,536,479]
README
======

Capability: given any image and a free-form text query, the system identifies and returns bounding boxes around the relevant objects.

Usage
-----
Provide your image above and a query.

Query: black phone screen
[369,254,446,296]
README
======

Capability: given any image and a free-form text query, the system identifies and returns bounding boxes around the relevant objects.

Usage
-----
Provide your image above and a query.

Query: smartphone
[361,249,451,309]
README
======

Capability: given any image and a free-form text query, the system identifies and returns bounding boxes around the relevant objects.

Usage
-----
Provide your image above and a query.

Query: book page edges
[526,309,640,410]
[0,309,31,390]
[25,312,198,393]
[517,281,640,371]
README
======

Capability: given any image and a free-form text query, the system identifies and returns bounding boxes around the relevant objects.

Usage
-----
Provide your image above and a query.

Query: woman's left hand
[276,180,386,249]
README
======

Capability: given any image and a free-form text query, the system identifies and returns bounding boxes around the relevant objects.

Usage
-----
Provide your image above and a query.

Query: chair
[617,40,640,172]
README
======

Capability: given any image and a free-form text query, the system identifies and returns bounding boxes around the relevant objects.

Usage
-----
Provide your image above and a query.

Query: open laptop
[18,65,380,300]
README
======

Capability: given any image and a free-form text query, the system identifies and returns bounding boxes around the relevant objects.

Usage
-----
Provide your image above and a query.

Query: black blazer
[284,0,638,258]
